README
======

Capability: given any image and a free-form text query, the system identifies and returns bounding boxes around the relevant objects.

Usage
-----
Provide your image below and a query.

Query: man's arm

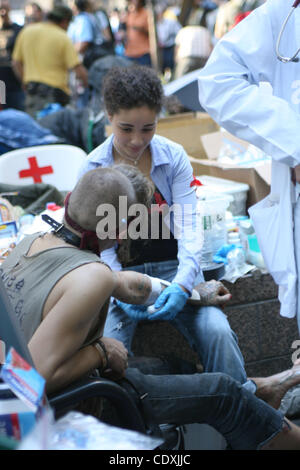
[28,263,127,393]
[12,59,24,83]
[30,265,162,393]
[111,270,152,304]
[112,271,232,307]
[72,63,88,87]
[74,40,90,54]
[102,26,113,42]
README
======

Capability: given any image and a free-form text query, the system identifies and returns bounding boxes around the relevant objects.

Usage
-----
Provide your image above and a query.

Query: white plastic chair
[0,144,87,192]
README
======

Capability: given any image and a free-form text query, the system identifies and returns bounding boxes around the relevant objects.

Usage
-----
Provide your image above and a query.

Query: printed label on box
[0,348,45,412]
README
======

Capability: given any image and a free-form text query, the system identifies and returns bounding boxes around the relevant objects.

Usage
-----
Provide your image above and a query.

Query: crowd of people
[3,0,300,452]
[0,0,265,116]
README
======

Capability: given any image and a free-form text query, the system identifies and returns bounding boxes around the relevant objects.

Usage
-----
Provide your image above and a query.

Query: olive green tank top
[0,232,109,344]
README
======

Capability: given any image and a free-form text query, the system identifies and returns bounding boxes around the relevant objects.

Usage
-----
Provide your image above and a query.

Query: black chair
[0,278,148,433]
[0,277,183,447]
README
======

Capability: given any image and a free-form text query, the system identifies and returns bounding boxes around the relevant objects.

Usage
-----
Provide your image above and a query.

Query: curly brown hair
[112,163,154,265]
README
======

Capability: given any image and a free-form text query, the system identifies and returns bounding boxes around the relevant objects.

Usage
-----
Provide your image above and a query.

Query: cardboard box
[190,157,271,209]
[189,130,271,208]
[105,112,219,158]
[0,390,37,441]
[156,112,219,158]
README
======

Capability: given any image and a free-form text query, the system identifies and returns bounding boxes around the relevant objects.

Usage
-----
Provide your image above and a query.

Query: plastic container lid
[196,175,249,195]
[196,194,233,214]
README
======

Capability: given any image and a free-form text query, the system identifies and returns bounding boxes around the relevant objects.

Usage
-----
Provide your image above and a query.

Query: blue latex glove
[148,283,189,321]
[213,244,243,265]
[115,300,149,320]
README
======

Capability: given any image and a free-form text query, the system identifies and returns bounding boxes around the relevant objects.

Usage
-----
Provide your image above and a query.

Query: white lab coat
[198,0,300,323]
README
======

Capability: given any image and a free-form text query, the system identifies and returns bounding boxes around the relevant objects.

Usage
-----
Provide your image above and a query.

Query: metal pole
[146,0,161,72]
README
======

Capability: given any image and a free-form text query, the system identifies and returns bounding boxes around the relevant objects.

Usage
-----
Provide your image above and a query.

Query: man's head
[25,2,44,23]
[64,165,153,252]
[46,4,73,29]
[74,0,90,12]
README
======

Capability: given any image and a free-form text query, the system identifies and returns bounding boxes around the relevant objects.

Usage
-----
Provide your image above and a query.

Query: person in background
[0,0,24,111]
[12,4,87,118]
[109,7,125,56]
[24,2,44,24]
[185,0,216,27]
[155,3,181,80]
[68,0,99,57]
[92,0,115,46]
[123,0,151,66]
[214,0,264,39]
[173,24,213,79]
[68,0,114,66]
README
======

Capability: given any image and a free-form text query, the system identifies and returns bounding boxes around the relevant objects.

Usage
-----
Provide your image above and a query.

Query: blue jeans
[104,259,254,392]
[122,367,284,450]
[3,90,25,111]
[125,53,152,67]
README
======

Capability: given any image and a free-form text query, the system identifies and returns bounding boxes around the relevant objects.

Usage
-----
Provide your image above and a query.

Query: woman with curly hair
[77,64,253,394]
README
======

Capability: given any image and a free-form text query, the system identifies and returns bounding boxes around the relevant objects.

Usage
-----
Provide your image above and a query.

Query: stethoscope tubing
[276,0,300,62]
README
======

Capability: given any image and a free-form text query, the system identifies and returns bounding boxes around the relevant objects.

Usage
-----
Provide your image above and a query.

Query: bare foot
[250,361,300,409]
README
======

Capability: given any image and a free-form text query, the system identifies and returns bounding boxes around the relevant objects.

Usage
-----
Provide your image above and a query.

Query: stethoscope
[276,0,300,63]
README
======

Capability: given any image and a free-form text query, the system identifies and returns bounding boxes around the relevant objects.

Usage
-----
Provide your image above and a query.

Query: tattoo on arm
[196,281,222,306]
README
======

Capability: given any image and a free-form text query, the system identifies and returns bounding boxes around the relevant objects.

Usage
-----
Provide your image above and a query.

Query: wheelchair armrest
[48,376,146,434]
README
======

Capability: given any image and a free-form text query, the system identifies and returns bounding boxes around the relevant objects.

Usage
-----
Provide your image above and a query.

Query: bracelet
[94,339,109,372]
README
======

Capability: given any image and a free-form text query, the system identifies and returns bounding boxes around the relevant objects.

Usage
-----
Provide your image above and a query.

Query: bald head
[66,167,140,232]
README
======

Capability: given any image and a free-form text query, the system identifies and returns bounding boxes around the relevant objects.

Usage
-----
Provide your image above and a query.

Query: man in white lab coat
[198,0,300,331]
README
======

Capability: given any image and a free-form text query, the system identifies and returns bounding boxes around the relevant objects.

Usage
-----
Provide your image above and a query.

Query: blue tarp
[0,109,61,154]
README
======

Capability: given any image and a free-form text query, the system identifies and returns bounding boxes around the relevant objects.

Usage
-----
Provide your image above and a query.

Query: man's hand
[192,280,232,306]
[100,337,128,380]
[73,63,88,88]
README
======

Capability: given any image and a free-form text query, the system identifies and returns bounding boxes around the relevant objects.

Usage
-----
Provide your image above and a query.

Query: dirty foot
[251,360,300,409]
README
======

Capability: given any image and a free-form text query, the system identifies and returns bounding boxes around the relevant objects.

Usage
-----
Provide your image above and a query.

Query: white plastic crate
[196,175,250,216]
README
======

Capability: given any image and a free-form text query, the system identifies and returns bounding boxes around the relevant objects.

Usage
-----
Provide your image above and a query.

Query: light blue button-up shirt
[78,133,204,292]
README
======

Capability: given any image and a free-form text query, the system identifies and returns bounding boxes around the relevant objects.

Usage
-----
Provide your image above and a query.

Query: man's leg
[145,259,252,389]
[122,368,285,450]
[172,304,249,385]
[5,89,25,111]
[103,300,137,354]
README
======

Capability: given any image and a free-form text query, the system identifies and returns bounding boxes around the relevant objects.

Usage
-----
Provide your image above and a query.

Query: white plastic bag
[248,169,297,318]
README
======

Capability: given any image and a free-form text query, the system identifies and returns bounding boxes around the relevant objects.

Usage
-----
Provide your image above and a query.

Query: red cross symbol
[19,156,54,183]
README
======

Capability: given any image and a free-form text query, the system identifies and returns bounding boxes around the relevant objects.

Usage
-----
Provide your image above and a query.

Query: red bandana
[64,192,100,255]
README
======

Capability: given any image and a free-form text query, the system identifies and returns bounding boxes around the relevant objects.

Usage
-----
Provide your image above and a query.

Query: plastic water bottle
[200,214,214,268]
[197,196,230,268]
[17,213,35,243]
